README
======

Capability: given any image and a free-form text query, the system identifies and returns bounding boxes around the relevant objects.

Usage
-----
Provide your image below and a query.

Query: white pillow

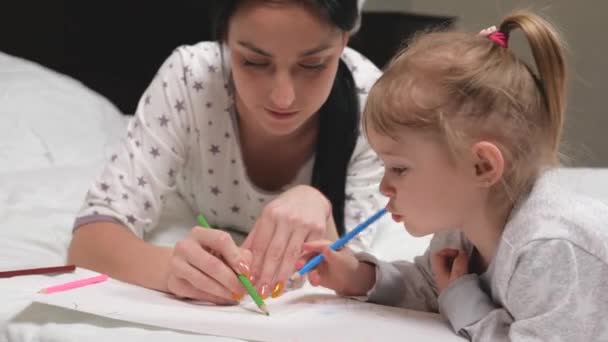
[0,52,126,172]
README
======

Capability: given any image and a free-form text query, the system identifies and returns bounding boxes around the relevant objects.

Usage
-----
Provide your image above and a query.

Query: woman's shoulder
[341,47,382,93]
[148,41,233,130]
[170,41,223,65]
[162,42,228,88]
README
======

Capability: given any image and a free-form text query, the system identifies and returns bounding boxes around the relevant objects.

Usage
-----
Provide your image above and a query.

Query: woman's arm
[70,220,252,304]
[70,44,250,304]
[69,222,172,292]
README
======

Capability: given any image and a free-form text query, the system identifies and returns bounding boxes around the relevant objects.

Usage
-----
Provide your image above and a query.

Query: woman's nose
[269,72,295,109]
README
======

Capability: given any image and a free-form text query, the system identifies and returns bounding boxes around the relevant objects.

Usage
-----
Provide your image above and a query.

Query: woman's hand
[242,185,336,299]
[297,240,376,296]
[166,227,252,304]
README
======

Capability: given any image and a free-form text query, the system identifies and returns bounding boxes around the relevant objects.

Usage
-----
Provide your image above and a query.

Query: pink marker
[39,274,109,294]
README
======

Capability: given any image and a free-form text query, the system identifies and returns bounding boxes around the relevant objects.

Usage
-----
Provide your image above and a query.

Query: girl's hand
[297,240,376,297]
[430,248,469,294]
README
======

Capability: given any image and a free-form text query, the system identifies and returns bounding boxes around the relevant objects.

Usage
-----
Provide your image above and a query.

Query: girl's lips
[391,214,403,222]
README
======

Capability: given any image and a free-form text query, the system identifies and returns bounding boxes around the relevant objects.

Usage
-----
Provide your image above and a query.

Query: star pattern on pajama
[77,43,384,248]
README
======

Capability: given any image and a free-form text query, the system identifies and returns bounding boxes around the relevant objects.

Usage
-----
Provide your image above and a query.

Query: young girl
[69,0,385,305]
[302,10,608,340]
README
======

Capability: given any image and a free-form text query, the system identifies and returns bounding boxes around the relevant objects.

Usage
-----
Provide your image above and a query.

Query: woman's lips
[266,108,299,119]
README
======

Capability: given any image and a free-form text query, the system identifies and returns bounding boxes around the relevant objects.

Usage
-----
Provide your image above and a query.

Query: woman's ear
[471,141,504,188]
[341,32,350,48]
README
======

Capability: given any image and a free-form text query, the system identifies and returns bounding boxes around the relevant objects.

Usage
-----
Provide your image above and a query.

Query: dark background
[0,2,453,114]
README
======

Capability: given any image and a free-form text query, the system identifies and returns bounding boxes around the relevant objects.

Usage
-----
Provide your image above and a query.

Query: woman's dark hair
[212,0,361,236]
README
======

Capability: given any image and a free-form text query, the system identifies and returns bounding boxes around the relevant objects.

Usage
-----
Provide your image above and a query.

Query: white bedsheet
[2,51,608,342]
[0,51,239,342]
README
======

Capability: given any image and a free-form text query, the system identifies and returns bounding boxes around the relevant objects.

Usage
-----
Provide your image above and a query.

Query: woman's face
[227,1,348,137]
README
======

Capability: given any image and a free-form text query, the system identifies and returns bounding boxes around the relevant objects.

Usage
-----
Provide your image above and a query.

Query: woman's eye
[300,63,326,70]
[243,59,269,68]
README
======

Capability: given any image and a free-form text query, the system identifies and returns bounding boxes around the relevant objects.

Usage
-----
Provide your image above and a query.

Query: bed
[0,49,437,342]
[0,6,461,340]
[3,22,608,342]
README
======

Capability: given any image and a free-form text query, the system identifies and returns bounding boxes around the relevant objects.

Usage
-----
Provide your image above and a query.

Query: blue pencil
[289,207,387,282]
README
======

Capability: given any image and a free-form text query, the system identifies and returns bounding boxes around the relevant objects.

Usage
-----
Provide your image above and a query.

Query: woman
[69,0,384,304]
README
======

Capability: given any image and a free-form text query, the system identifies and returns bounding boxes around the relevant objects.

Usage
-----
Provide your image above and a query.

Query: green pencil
[196,214,269,316]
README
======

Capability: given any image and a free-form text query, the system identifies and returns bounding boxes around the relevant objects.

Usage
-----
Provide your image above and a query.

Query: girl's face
[368,127,485,237]
[227,1,348,137]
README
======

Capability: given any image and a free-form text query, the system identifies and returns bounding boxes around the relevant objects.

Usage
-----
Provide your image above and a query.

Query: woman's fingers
[174,229,246,296]
[255,217,291,298]
[192,228,250,276]
[248,211,277,284]
[167,275,235,305]
[239,247,253,276]
[303,240,333,252]
[269,228,308,297]
[169,256,236,302]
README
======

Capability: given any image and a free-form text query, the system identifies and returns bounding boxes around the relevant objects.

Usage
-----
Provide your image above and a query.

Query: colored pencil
[197,214,269,315]
[39,274,109,294]
[289,207,387,282]
[0,264,76,278]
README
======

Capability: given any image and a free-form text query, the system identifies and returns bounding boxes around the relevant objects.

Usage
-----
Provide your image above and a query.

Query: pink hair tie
[488,31,509,48]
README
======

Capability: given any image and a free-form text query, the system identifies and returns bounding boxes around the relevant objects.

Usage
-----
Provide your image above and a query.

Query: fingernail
[260,284,269,300]
[271,282,284,298]
[225,300,238,306]
[231,292,245,302]
[249,273,256,284]
[238,261,251,275]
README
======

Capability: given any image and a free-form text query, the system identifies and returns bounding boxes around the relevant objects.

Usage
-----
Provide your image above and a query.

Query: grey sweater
[358,171,608,341]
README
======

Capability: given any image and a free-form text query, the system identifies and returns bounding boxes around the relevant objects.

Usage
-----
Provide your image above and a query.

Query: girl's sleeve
[439,239,608,341]
[352,232,469,312]
[355,247,440,312]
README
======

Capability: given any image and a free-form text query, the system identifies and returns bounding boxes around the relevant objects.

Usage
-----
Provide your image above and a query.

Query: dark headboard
[1,2,453,114]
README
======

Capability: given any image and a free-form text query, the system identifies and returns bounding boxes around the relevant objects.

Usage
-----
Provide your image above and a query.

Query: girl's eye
[391,167,408,176]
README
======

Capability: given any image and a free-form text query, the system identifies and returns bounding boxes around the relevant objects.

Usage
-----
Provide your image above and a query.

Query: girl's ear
[470,141,504,188]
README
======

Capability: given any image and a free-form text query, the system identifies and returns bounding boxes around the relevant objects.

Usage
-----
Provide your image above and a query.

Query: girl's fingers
[450,251,470,279]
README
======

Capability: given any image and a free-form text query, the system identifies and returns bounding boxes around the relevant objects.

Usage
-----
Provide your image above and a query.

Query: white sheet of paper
[33,270,464,341]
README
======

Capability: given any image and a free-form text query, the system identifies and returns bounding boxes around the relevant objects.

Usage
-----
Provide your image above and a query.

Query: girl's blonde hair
[364,10,567,204]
